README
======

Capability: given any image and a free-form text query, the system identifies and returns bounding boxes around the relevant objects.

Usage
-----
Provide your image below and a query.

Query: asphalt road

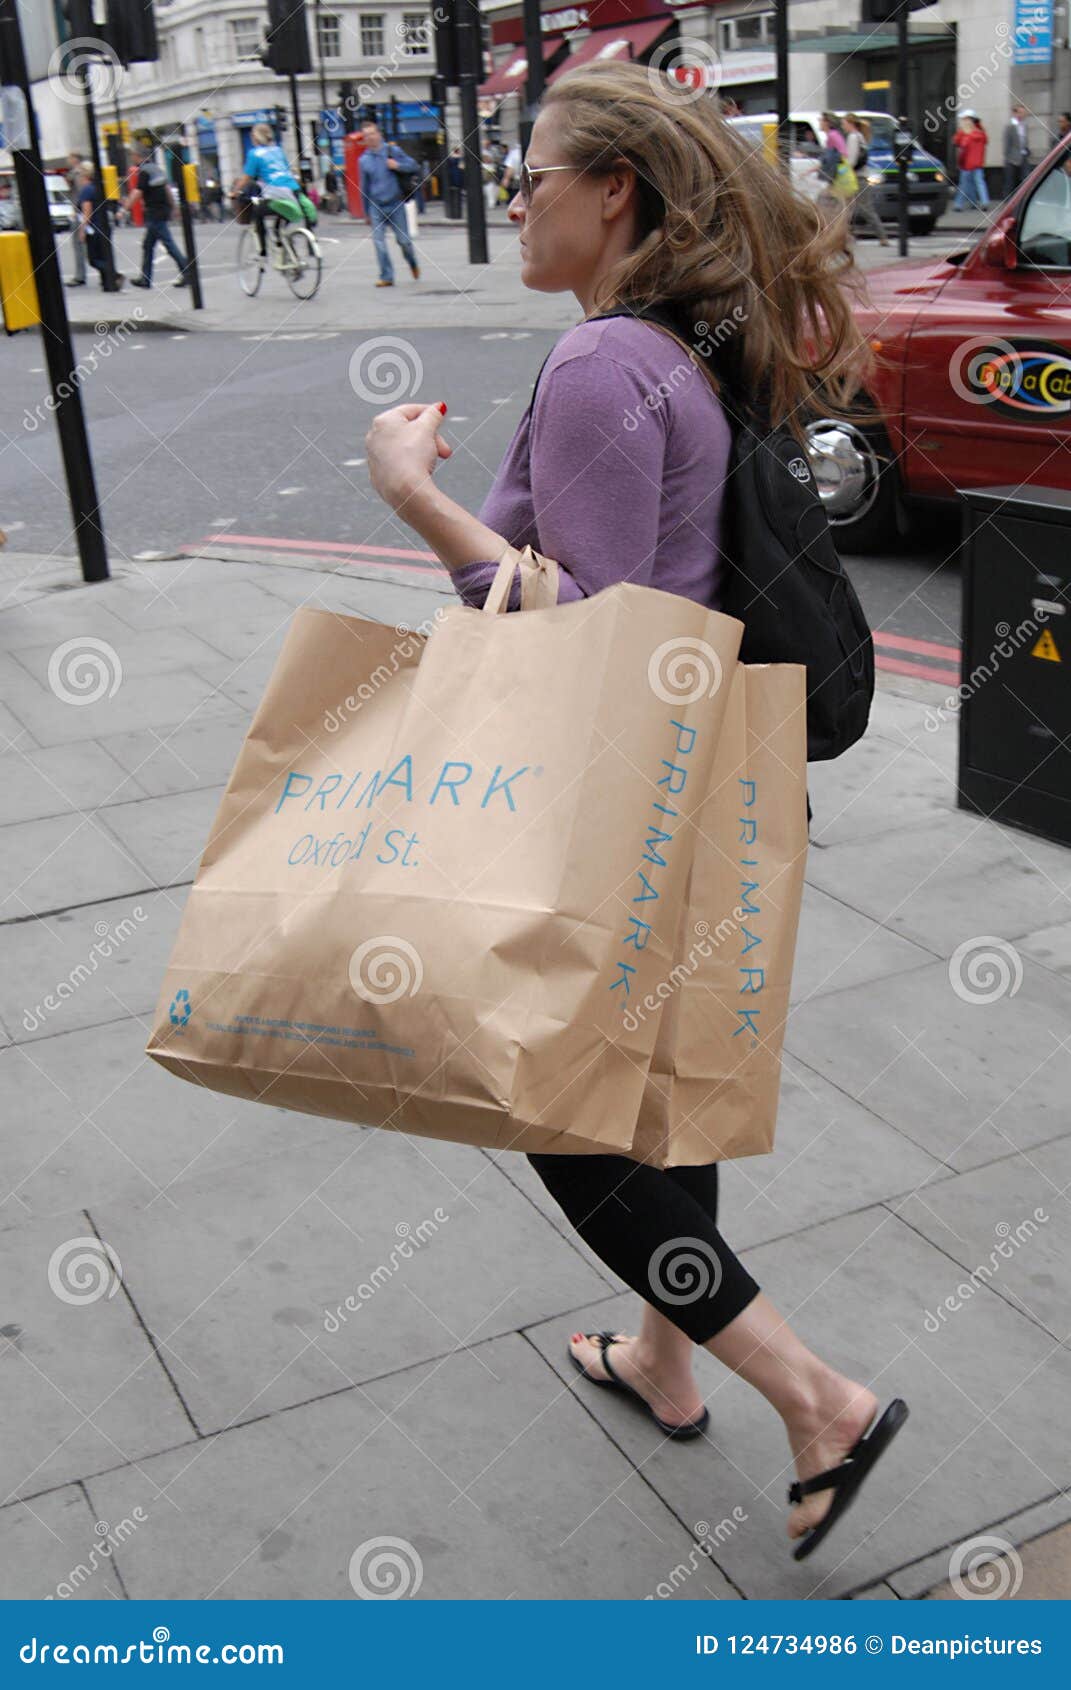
[0,324,964,656]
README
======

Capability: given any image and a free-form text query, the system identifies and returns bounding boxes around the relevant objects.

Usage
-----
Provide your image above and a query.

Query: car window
[1018,151,1071,268]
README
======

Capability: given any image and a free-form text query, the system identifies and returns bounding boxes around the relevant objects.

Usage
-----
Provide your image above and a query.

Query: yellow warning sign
[1032,629,1062,662]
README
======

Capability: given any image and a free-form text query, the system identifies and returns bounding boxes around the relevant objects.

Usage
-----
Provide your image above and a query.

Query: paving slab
[807,731,959,848]
[0,1484,128,1600]
[720,1055,946,1251]
[1017,917,1071,983]
[98,714,251,799]
[526,1206,1071,1599]
[805,814,1071,957]
[889,1491,1071,1598]
[923,1520,1071,1599]
[0,888,184,1046]
[0,739,144,825]
[0,698,38,754]
[84,1332,737,1599]
[89,1131,610,1434]
[101,574,301,635]
[785,958,1071,1172]
[0,1215,195,1504]
[94,787,226,890]
[10,627,225,689]
[0,1016,342,1225]
[3,667,239,749]
[790,883,936,1006]
[893,1137,1071,1345]
[0,810,154,923]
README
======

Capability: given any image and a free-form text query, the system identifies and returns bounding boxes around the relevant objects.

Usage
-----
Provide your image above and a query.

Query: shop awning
[545,17,675,85]
[479,36,566,98]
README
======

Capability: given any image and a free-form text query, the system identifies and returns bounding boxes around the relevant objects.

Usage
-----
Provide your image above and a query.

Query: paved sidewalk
[60,204,989,339]
[1,548,1069,1602]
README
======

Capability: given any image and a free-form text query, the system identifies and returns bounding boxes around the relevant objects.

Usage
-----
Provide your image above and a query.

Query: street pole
[521,0,543,156]
[314,0,327,110]
[455,0,488,263]
[78,60,118,290]
[174,127,203,310]
[774,0,790,173]
[288,70,303,178]
[897,7,909,257]
[0,0,108,581]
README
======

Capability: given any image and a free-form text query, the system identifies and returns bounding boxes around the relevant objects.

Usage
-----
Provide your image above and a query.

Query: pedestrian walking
[1059,112,1071,140]
[1003,102,1031,197]
[952,112,990,211]
[363,58,908,1564]
[844,114,889,243]
[358,119,420,288]
[75,164,123,293]
[65,151,87,286]
[125,145,192,289]
[500,141,523,198]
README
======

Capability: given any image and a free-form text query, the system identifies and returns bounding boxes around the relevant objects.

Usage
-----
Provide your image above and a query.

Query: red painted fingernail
[438,401,447,414]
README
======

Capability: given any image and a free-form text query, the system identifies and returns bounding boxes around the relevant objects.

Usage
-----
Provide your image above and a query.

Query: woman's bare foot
[568,1331,707,1429]
[784,1371,879,1542]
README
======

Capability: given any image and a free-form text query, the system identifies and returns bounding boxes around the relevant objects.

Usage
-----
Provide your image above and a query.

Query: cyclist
[235,122,316,264]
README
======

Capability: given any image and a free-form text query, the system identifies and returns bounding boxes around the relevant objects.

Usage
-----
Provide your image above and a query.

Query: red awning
[545,17,674,85]
[479,36,566,99]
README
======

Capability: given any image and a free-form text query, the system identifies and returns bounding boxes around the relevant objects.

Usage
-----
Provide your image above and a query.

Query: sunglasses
[518,162,578,205]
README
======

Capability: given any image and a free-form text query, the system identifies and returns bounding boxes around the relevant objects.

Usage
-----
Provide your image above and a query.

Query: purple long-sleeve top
[450,315,732,613]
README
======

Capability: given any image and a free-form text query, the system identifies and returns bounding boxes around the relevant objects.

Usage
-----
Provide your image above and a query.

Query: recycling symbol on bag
[169,988,192,1033]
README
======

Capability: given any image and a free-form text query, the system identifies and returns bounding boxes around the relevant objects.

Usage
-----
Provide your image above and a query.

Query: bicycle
[238,204,322,301]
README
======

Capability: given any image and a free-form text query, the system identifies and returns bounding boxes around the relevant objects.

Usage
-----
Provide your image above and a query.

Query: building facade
[479,0,1071,168]
[28,1,444,186]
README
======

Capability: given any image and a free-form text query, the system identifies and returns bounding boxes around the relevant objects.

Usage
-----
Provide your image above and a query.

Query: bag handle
[482,544,560,616]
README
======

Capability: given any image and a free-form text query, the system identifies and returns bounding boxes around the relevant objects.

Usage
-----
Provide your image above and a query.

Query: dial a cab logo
[968,341,1071,418]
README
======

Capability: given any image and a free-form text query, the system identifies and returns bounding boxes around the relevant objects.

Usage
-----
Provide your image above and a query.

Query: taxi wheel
[804,416,903,554]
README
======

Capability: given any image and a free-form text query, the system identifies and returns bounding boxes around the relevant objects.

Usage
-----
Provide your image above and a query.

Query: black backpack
[532,304,874,762]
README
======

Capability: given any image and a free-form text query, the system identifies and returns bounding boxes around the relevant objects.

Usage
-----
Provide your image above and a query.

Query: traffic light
[106,1,159,64]
[60,2,97,37]
[861,1,937,19]
[264,0,311,75]
[434,0,459,88]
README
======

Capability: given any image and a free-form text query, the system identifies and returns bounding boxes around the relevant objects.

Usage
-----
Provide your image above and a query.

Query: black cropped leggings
[527,1153,761,1345]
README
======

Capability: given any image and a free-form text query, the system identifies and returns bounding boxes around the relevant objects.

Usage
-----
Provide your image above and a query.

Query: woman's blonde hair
[251,123,274,146]
[540,61,870,436]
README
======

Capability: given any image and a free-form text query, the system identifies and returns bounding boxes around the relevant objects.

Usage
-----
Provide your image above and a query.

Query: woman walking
[952,113,990,212]
[365,59,908,1563]
[845,113,889,244]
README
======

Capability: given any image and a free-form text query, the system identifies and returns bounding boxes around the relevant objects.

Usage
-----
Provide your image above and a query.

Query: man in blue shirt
[358,120,421,287]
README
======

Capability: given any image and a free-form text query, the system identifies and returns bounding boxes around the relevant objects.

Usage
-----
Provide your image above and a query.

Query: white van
[46,172,76,233]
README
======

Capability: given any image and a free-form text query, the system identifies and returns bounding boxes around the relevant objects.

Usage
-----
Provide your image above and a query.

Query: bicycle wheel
[238,227,264,296]
[282,228,322,300]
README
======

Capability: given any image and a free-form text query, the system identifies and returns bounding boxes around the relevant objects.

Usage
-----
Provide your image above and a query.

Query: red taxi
[807,135,1071,551]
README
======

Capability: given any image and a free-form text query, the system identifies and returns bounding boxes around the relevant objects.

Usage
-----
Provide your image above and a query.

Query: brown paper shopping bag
[629,662,808,1167]
[147,546,744,1155]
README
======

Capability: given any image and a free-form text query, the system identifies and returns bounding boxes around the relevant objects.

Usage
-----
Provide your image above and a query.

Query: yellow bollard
[0,231,40,333]
[182,162,201,204]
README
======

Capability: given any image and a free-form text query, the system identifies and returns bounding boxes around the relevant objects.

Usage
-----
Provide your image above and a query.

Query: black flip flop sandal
[568,1330,710,1440]
[787,1397,910,1561]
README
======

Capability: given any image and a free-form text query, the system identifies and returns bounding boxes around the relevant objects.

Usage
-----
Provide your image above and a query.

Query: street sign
[320,107,343,137]
[1013,0,1053,65]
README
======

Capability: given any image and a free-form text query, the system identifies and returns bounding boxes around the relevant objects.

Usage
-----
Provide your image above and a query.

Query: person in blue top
[358,119,421,287]
[236,123,316,261]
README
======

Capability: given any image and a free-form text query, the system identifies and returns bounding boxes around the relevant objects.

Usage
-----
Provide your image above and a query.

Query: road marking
[875,652,961,687]
[277,487,304,496]
[189,532,440,563]
[873,629,961,662]
[342,458,366,466]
